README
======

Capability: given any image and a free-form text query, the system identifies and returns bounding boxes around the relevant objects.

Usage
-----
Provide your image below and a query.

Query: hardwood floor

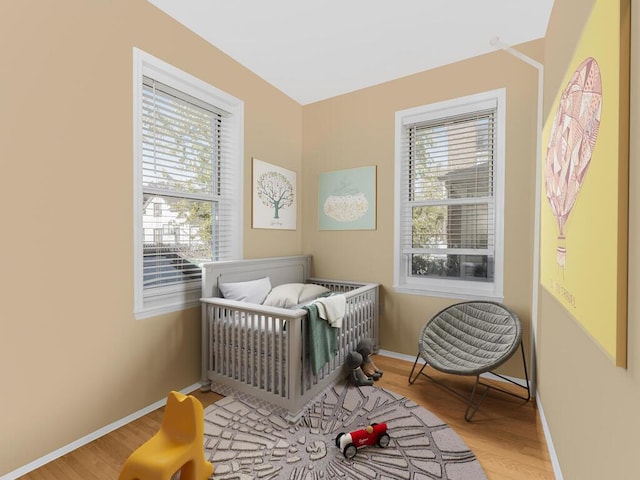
[374,355,554,479]
[20,355,554,479]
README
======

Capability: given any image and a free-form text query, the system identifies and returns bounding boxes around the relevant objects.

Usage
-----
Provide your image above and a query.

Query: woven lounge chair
[408,301,530,421]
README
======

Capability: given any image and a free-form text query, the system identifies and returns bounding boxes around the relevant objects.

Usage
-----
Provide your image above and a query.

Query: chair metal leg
[464,375,490,421]
[408,341,531,421]
[408,353,428,385]
[480,341,531,403]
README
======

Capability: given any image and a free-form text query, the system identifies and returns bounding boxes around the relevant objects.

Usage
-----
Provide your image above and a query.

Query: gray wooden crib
[200,255,379,421]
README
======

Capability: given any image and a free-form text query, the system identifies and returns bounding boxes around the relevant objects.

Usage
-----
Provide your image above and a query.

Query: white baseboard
[378,349,561,479]
[377,348,416,363]
[0,382,202,480]
[535,392,563,479]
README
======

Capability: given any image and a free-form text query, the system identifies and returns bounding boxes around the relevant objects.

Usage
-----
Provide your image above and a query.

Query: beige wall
[302,41,542,376]
[538,0,640,478]
[10,0,629,477]
[0,0,302,474]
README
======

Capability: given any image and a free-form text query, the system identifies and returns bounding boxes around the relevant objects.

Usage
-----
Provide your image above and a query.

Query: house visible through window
[133,48,243,319]
[394,89,505,300]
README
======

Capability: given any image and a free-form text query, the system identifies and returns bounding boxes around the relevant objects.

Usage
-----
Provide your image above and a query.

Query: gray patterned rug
[203,382,486,479]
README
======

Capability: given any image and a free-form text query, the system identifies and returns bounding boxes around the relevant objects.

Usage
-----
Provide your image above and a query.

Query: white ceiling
[147,0,554,105]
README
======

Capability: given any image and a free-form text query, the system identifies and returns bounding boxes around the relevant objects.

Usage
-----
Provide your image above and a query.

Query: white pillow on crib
[299,284,331,303]
[263,283,330,308]
[218,276,272,304]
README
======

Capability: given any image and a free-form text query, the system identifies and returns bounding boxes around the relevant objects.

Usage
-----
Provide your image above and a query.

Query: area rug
[203,382,487,479]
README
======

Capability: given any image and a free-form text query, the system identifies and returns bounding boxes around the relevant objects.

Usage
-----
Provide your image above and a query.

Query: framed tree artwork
[252,158,297,230]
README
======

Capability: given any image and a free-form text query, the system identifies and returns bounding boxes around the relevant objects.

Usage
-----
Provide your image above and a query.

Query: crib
[200,255,379,421]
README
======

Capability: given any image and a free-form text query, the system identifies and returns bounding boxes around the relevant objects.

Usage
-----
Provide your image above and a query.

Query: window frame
[393,89,505,300]
[132,48,243,319]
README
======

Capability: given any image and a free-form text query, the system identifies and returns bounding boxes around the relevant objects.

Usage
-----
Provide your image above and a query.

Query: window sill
[134,285,202,320]
[393,284,503,303]
[134,300,201,320]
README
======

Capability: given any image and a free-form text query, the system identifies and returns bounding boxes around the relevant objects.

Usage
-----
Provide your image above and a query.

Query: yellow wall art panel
[541,0,630,366]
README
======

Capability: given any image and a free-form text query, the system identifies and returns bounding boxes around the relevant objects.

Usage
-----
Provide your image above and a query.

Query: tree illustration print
[252,158,297,229]
[256,171,294,219]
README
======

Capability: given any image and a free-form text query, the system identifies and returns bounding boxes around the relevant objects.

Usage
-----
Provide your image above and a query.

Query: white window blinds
[399,102,497,283]
[141,77,225,290]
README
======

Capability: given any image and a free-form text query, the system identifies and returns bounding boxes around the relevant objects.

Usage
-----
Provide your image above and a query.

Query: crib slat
[289,310,302,398]
[248,315,252,384]
[243,312,248,385]
[268,315,273,394]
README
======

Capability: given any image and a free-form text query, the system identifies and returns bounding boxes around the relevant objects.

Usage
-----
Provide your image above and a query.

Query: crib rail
[307,278,379,363]
[201,280,379,420]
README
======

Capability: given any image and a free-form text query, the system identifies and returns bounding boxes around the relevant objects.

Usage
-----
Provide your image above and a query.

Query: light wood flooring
[19,355,554,479]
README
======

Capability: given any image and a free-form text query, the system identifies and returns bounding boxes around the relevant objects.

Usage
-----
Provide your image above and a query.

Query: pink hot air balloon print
[545,57,602,268]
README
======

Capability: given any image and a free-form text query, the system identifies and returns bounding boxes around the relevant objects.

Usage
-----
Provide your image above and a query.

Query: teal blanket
[303,304,338,375]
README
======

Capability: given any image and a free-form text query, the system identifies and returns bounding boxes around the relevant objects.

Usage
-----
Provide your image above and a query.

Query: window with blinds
[141,76,221,290]
[133,49,243,319]
[394,90,504,299]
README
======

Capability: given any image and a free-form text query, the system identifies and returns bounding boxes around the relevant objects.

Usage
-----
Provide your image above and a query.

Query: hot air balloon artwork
[541,0,629,367]
[544,57,602,269]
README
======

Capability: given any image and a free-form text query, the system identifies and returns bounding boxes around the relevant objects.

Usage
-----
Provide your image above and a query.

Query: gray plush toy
[357,338,383,381]
[346,351,373,386]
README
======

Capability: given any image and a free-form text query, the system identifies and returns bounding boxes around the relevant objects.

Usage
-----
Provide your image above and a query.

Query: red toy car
[335,422,390,459]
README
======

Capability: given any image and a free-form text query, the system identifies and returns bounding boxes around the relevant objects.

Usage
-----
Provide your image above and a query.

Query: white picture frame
[252,158,297,230]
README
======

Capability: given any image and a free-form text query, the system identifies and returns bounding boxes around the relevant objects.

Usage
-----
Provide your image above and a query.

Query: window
[133,48,243,319]
[394,89,505,300]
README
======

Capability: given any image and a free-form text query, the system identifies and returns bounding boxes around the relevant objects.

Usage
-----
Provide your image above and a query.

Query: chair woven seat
[419,301,522,376]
